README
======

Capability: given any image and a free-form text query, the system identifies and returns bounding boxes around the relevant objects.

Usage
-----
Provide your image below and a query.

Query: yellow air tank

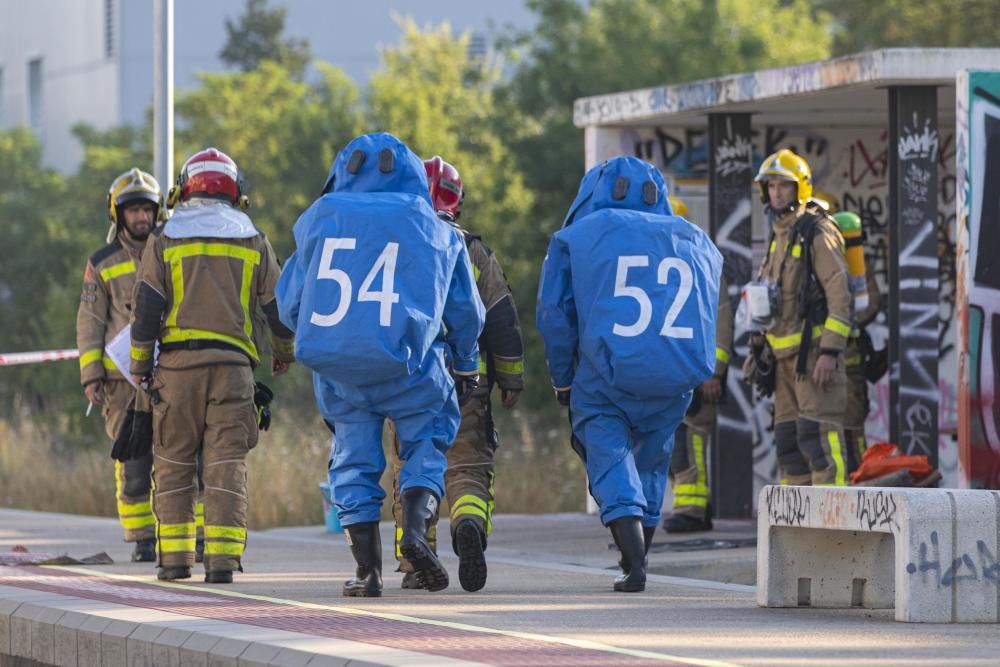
[668,195,689,217]
[832,211,869,312]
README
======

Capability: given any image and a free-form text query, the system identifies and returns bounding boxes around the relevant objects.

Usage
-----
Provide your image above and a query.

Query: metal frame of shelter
[573,49,1000,516]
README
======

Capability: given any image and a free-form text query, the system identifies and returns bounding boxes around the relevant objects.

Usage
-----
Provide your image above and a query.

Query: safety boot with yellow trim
[205,570,233,584]
[157,566,191,581]
[131,538,156,563]
[453,519,487,592]
[663,513,713,533]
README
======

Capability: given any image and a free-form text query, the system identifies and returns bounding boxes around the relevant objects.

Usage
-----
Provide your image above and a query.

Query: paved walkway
[1,508,998,666]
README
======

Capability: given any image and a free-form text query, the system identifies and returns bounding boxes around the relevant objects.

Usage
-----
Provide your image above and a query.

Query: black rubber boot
[643,525,656,556]
[204,570,233,584]
[663,513,713,533]
[453,519,487,592]
[399,488,449,592]
[132,538,156,563]
[616,525,656,573]
[400,571,423,589]
[609,517,646,592]
[195,538,205,563]
[343,521,382,597]
[157,566,191,581]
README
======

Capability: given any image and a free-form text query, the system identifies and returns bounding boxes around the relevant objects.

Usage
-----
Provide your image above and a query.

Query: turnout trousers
[773,348,849,486]
[103,380,156,542]
[668,399,716,521]
[151,365,257,572]
[390,392,496,571]
[843,336,869,475]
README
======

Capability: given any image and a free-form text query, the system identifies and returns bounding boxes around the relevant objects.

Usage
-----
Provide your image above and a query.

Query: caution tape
[0,349,80,366]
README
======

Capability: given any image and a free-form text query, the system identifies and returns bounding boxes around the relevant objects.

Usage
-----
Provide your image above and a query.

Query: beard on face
[123,219,152,241]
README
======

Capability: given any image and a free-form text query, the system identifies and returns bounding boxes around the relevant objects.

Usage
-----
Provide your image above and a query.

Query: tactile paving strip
[0,566,692,667]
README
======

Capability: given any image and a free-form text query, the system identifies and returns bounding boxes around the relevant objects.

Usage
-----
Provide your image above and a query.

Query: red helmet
[174,147,244,205]
[423,156,463,221]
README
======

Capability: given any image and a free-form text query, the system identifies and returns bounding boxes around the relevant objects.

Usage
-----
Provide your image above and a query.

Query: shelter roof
[573,49,1000,128]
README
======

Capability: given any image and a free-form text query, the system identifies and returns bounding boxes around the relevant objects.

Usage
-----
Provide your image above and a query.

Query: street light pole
[153,0,174,197]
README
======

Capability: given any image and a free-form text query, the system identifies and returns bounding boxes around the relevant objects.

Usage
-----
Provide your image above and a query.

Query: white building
[0,0,535,171]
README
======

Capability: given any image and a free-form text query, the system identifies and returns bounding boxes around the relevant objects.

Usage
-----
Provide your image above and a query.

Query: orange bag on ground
[849,442,933,484]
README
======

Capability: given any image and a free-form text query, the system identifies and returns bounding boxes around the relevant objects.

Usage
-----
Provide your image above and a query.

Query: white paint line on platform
[39,565,747,667]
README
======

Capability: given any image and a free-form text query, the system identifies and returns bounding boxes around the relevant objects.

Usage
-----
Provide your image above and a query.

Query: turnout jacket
[463,230,524,393]
[713,274,734,378]
[76,232,146,386]
[129,204,294,375]
[758,204,852,360]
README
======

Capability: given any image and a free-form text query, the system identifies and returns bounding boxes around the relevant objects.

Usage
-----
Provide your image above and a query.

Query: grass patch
[0,404,587,530]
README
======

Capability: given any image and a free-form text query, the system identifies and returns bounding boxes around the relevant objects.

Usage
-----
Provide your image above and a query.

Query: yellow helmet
[754,149,812,207]
[107,168,162,225]
[668,195,689,217]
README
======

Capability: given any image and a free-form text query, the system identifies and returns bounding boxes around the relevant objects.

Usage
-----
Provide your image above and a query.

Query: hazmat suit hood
[561,156,672,228]
[320,132,431,203]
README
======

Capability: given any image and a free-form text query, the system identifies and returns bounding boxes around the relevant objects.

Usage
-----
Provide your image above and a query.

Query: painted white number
[611,255,694,338]
[612,256,651,337]
[310,238,356,327]
[358,242,400,326]
[309,238,401,327]
[657,258,694,339]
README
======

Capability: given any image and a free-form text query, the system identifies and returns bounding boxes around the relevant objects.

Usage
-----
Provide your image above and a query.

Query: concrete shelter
[573,49,1000,513]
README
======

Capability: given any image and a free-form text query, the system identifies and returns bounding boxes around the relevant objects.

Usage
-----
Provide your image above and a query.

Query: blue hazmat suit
[276,132,485,526]
[537,156,722,527]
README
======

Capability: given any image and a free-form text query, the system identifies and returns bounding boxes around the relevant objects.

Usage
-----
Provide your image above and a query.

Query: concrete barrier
[757,485,1000,622]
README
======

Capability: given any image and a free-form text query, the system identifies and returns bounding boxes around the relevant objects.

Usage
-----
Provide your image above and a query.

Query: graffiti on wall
[956,71,1000,489]
[893,105,941,458]
[593,123,959,493]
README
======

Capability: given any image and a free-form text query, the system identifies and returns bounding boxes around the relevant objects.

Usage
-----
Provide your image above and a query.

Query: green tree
[220,0,312,77]
[367,20,542,404]
[813,0,1000,56]
[174,60,363,411]
[0,128,88,426]
[491,0,833,407]
[175,60,363,257]
[368,19,534,276]
[499,0,833,231]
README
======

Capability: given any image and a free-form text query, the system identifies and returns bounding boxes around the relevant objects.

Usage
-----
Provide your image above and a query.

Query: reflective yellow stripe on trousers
[204,525,247,557]
[158,522,196,553]
[815,430,847,487]
[452,494,493,534]
[114,460,155,530]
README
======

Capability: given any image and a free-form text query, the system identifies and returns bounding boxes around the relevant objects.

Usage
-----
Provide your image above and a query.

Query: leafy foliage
[812,0,1000,56]
[175,61,362,257]
[220,0,311,77]
[4,0,1000,459]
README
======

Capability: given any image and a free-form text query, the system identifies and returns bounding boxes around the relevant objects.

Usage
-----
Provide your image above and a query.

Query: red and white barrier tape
[0,349,80,366]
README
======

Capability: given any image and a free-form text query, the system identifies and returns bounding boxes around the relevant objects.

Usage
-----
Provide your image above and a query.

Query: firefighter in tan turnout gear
[744,149,853,486]
[391,157,525,592]
[664,196,734,532]
[76,169,163,562]
[129,148,295,583]
[665,273,733,532]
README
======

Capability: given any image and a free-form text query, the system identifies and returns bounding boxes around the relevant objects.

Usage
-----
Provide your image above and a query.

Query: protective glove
[253,381,274,431]
[455,373,479,406]
[111,388,153,462]
[555,388,571,407]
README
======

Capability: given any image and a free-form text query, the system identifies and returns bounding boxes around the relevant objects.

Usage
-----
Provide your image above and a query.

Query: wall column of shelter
[708,112,754,518]
[888,86,940,469]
